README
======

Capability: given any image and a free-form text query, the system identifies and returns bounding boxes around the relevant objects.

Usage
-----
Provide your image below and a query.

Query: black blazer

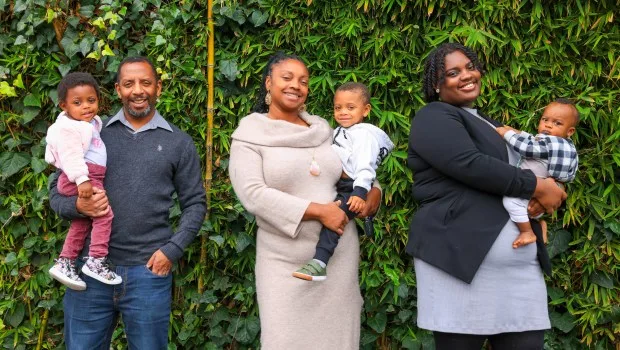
[407,102,538,283]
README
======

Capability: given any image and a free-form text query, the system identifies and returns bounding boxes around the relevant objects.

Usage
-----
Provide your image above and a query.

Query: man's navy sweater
[49,111,206,265]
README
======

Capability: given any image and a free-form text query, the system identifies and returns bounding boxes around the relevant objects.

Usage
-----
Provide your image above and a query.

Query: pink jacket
[45,112,102,185]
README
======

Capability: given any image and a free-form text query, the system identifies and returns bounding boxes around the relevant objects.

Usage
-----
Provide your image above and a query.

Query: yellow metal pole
[199,0,214,294]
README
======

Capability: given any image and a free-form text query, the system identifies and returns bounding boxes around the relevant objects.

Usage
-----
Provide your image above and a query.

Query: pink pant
[58,163,114,259]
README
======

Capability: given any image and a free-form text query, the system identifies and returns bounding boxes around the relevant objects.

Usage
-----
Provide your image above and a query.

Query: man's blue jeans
[63,265,172,350]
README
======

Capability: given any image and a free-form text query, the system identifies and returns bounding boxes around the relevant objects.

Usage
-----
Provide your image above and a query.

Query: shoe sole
[49,267,87,291]
[292,272,326,281]
[82,264,122,285]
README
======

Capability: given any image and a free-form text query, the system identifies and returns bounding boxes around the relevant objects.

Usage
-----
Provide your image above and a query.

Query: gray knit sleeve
[160,137,206,262]
[48,171,84,220]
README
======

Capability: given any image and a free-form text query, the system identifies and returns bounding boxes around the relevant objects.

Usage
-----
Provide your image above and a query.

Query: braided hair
[253,52,306,113]
[422,43,485,103]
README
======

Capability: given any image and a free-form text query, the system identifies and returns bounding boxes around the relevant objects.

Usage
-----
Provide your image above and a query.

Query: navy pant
[434,330,545,350]
[63,264,172,349]
[314,178,358,264]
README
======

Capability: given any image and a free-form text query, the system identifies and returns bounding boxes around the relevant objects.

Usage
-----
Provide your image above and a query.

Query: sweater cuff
[351,186,368,200]
[159,242,184,263]
[75,175,90,185]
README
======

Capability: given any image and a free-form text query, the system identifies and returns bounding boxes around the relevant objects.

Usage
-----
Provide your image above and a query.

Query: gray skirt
[414,220,551,334]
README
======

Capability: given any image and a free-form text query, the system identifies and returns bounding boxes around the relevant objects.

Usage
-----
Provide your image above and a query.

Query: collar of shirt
[106,109,173,133]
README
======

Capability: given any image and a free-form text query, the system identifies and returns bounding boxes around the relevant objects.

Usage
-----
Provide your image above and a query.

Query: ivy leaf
[22,107,40,124]
[199,290,218,304]
[402,336,421,350]
[92,17,106,30]
[398,309,413,323]
[0,81,16,97]
[367,311,387,333]
[250,10,268,27]
[7,303,25,327]
[23,93,41,107]
[550,311,576,333]
[547,286,565,301]
[229,316,259,344]
[58,64,72,76]
[102,44,115,56]
[13,0,28,13]
[38,299,58,310]
[155,35,167,46]
[151,20,165,31]
[79,36,95,56]
[14,35,27,45]
[0,152,30,179]
[31,157,47,174]
[209,235,224,246]
[67,16,80,28]
[79,5,95,17]
[13,74,24,89]
[45,8,55,23]
[547,229,571,259]
[606,221,620,235]
[235,232,252,253]
[591,272,614,289]
[360,331,378,345]
[4,252,17,265]
[23,236,38,249]
[219,59,238,82]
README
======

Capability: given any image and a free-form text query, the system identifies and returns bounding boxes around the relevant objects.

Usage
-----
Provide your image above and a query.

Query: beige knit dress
[229,112,362,350]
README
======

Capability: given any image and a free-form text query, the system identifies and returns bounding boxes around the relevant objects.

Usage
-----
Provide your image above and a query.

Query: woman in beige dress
[229,52,381,349]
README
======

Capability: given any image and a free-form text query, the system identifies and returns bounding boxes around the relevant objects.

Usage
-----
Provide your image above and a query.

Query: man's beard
[126,103,153,119]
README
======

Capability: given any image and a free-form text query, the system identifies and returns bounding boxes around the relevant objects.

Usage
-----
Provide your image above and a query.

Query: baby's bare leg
[513,221,537,249]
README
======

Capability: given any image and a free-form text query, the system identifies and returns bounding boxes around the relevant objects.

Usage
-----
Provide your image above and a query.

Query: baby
[293,82,394,281]
[46,72,121,290]
[496,99,579,248]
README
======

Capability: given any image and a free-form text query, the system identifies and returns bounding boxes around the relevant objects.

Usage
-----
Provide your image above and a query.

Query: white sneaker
[82,256,122,285]
[49,257,87,291]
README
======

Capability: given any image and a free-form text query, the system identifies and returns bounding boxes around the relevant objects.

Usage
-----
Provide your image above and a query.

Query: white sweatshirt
[331,123,394,196]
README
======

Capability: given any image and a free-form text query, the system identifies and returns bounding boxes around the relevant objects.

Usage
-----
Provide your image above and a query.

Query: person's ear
[115,82,121,98]
[265,76,272,91]
[566,127,576,137]
[363,103,371,118]
[59,101,67,111]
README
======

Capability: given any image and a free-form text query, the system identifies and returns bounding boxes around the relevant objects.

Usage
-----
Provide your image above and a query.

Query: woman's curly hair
[422,43,485,103]
[253,51,307,113]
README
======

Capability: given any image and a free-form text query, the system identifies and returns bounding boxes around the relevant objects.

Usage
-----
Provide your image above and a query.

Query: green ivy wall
[0,0,618,348]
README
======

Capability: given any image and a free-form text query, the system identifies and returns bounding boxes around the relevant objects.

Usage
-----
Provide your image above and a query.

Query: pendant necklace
[309,148,321,176]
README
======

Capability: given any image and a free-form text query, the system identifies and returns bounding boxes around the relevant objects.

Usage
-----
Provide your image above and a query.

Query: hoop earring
[265,91,272,106]
[435,88,440,94]
[299,104,306,113]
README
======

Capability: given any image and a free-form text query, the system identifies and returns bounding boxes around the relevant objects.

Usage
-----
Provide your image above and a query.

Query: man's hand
[347,195,366,213]
[76,187,110,217]
[146,249,172,276]
[496,125,519,137]
[78,181,93,198]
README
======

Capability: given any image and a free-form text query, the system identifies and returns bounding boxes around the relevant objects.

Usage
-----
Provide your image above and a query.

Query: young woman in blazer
[407,43,566,349]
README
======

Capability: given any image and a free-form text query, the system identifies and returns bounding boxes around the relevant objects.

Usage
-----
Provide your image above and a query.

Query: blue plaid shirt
[503,130,578,182]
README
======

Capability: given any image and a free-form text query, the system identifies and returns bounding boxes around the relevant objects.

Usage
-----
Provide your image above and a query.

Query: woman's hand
[527,198,545,218]
[357,187,381,218]
[533,177,567,214]
[320,201,349,235]
[304,202,348,235]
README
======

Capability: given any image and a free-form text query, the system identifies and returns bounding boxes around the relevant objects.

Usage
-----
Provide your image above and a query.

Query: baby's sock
[313,259,326,268]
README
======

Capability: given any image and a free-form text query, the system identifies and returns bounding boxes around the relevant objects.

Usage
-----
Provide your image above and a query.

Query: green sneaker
[292,260,327,281]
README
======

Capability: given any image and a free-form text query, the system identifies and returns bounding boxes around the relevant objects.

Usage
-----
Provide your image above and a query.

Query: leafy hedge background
[1,0,619,349]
